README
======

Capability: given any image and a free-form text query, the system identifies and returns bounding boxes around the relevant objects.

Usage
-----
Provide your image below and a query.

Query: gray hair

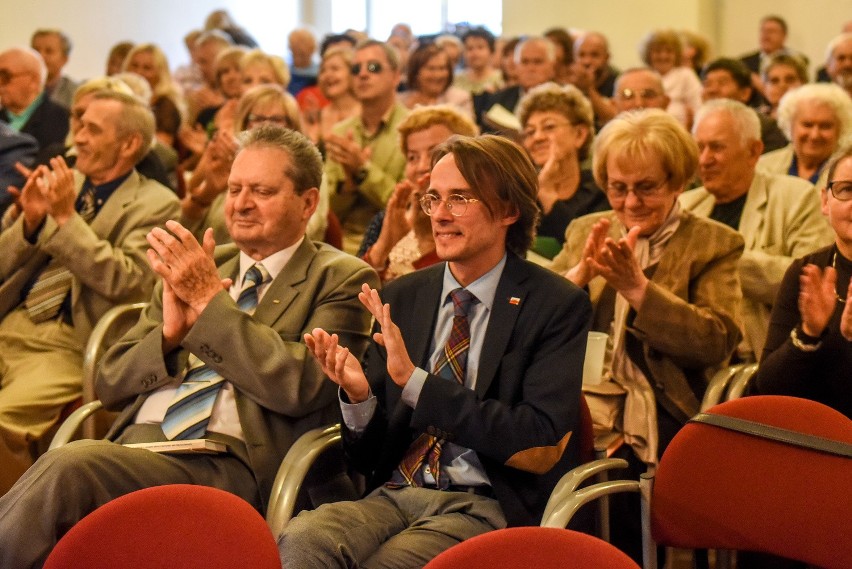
[91,90,155,163]
[825,32,852,64]
[237,125,322,194]
[776,82,852,147]
[515,36,556,64]
[693,98,761,148]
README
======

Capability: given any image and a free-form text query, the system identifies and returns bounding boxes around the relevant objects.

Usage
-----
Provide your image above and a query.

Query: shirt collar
[77,169,134,215]
[440,253,507,312]
[238,236,305,286]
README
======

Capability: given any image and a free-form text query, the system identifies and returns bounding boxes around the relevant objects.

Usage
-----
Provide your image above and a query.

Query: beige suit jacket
[552,210,744,420]
[757,144,830,190]
[0,170,179,343]
[680,171,833,357]
[97,239,379,511]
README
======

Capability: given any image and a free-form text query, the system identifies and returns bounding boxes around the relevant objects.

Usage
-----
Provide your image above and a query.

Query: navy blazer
[345,253,592,526]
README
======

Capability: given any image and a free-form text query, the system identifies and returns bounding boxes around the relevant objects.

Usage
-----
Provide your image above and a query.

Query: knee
[278,509,345,569]
[37,440,117,478]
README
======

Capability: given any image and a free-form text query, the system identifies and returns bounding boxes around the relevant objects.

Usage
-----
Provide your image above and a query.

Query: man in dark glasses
[323,39,409,254]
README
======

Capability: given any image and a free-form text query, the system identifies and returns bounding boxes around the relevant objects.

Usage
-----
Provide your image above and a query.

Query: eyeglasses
[521,121,572,141]
[827,180,852,201]
[605,178,670,201]
[351,61,384,75]
[419,193,480,217]
[246,114,293,128]
[0,69,29,85]
[617,88,663,101]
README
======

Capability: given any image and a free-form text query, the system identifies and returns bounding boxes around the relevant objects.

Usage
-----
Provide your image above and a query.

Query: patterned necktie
[392,288,478,489]
[160,263,270,441]
[24,184,97,323]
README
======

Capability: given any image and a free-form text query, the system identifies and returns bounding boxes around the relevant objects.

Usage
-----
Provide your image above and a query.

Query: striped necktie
[160,263,270,441]
[24,184,97,323]
[391,288,478,489]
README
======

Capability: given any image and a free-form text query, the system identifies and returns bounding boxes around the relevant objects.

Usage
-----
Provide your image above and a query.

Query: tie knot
[243,264,270,288]
[449,288,478,318]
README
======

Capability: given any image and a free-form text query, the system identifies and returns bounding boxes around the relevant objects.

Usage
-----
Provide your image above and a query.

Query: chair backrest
[423,526,640,569]
[43,484,281,569]
[651,395,852,569]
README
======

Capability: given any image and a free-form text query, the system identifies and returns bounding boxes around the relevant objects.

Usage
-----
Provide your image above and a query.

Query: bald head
[0,47,47,113]
[574,32,610,79]
[613,67,669,113]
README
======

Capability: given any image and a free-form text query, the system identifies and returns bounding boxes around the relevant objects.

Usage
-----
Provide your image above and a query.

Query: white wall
[2,0,851,84]
[0,0,304,82]
[504,0,852,78]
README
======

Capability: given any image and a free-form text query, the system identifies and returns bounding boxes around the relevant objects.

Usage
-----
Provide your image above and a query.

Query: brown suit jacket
[552,210,745,419]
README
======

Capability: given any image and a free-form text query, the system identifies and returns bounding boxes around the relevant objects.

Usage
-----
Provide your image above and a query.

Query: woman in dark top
[755,146,852,418]
[517,83,609,258]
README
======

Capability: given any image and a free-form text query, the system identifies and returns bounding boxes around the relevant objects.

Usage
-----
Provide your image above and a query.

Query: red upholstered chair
[423,526,640,569]
[651,395,852,569]
[545,395,852,569]
[43,484,281,569]
[324,210,343,250]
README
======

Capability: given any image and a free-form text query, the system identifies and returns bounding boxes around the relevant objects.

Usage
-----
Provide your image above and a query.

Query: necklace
[831,248,848,304]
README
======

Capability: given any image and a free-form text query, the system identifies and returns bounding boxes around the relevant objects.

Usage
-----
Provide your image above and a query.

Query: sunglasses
[351,61,384,75]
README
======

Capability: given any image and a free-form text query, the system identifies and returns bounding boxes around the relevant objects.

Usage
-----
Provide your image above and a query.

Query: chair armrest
[266,424,342,537]
[541,458,630,527]
[541,479,641,529]
[726,363,758,400]
[48,401,104,451]
[700,364,745,412]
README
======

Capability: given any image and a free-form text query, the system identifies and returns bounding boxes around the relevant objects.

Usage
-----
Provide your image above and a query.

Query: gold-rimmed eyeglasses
[419,193,480,217]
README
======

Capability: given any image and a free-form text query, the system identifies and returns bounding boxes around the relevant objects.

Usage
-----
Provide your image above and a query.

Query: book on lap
[123,439,228,454]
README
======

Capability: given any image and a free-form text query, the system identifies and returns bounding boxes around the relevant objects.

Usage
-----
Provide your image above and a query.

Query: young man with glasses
[323,39,409,254]
[279,135,592,568]
[0,47,69,152]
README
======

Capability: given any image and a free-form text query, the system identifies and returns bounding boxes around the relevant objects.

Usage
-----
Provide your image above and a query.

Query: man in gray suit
[0,124,378,568]
[0,91,179,494]
[681,99,834,360]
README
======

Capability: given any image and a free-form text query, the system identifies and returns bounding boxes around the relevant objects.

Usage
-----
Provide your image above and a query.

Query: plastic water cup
[583,332,608,385]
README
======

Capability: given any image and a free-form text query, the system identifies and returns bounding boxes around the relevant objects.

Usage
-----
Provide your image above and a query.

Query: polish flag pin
[509,297,521,305]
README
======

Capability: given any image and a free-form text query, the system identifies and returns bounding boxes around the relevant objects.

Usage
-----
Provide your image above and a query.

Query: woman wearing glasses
[517,83,608,258]
[550,109,744,562]
[753,148,852,418]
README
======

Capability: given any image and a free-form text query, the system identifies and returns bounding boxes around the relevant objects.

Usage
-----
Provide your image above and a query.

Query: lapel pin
[272,299,281,304]
[509,297,521,305]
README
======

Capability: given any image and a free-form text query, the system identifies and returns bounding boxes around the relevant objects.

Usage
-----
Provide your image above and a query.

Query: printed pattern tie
[24,185,98,323]
[392,288,478,489]
[160,263,270,440]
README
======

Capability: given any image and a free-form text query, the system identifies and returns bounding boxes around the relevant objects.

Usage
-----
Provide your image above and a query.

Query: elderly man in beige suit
[0,91,179,493]
[681,98,834,361]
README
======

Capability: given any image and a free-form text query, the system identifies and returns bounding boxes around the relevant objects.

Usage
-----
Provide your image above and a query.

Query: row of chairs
[43,311,852,568]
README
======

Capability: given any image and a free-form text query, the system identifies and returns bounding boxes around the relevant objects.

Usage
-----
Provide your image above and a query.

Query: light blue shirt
[342,255,507,487]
